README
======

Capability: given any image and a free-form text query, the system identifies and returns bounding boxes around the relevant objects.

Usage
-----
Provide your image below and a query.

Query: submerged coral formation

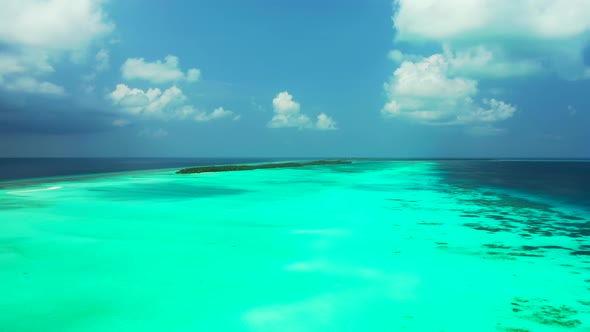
[511,298,582,328]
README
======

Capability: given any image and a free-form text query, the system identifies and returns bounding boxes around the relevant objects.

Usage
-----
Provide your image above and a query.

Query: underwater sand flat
[0,161,589,331]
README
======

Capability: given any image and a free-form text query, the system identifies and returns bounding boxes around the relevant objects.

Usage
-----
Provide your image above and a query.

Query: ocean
[0,159,589,331]
[0,158,276,182]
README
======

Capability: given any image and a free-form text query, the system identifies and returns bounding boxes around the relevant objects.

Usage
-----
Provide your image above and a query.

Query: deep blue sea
[0,158,274,182]
[1,158,588,209]
[437,160,590,210]
[1,158,589,208]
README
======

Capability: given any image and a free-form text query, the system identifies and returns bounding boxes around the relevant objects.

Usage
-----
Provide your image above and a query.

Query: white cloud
[268,91,311,128]
[95,49,109,71]
[380,1,560,129]
[388,50,405,63]
[110,84,186,117]
[382,54,516,125]
[316,113,337,130]
[0,0,113,95]
[0,52,54,75]
[121,55,201,84]
[0,51,63,94]
[269,92,311,129]
[268,91,338,130]
[389,46,543,80]
[0,0,114,50]
[109,84,237,122]
[2,77,65,96]
[443,46,543,78]
[193,107,237,122]
[457,98,517,123]
[186,68,201,82]
[392,0,590,79]
[394,0,590,41]
[145,86,186,115]
[388,54,477,98]
[387,49,422,63]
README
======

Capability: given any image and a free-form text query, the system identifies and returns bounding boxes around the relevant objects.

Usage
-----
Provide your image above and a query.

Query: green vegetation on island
[176,160,351,174]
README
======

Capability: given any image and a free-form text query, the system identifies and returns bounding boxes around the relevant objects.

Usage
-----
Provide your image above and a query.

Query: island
[176,160,352,174]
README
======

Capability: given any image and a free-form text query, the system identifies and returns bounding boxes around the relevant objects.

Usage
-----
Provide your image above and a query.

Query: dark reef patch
[417,221,444,226]
[472,243,585,261]
[88,183,251,201]
[463,223,509,233]
[511,298,582,328]
[540,245,573,250]
[484,243,511,249]
[451,188,589,240]
[496,328,530,332]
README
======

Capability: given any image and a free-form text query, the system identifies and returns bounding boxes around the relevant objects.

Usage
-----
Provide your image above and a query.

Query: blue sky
[0,0,589,158]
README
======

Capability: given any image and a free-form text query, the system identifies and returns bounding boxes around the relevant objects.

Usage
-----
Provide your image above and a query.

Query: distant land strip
[176,160,352,174]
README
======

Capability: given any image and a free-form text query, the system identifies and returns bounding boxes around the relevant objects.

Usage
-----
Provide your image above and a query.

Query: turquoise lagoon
[0,161,589,331]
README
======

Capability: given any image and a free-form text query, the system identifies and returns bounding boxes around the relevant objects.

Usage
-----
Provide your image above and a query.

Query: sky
[0,0,589,158]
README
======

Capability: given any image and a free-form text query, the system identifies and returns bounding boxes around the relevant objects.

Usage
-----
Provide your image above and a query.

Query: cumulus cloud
[316,113,337,130]
[380,1,565,129]
[121,55,201,84]
[109,84,236,122]
[269,92,311,129]
[457,99,517,123]
[388,54,477,98]
[0,0,113,50]
[193,107,238,122]
[382,54,516,125]
[394,0,590,41]
[0,0,113,95]
[389,46,543,79]
[110,84,186,117]
[268,91,337,130]
[186,68,201,83]
[392,0,590,79]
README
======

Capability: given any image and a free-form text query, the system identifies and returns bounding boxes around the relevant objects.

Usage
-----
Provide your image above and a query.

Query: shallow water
[1,161,589,331]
